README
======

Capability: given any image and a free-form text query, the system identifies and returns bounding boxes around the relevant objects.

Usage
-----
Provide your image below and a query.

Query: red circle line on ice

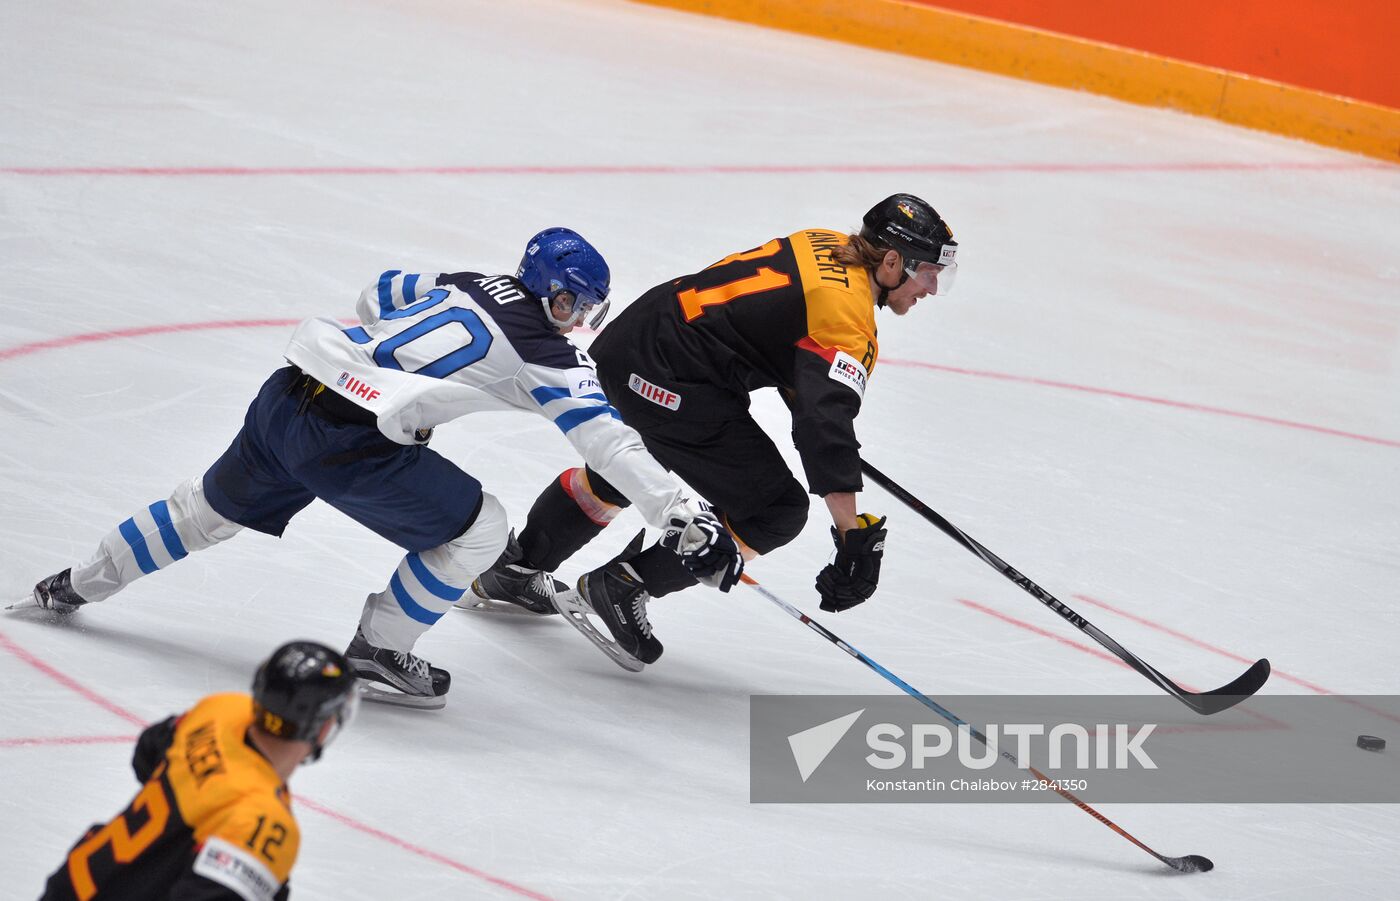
[1,319,1395,449]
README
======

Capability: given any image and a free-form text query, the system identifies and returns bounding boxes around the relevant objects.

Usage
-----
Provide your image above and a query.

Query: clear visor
[308,686,360,764]
[550,287,611,328]
[904,260,958,296]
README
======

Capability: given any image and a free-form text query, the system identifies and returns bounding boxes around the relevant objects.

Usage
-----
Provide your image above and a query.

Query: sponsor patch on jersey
[338,373,381,402]
[628,373,681,411]
[574,375,602,396]
[827,351,868,399]
[193,836,280,901]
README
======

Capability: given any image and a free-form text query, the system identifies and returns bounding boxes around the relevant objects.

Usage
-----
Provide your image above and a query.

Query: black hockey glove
[661,509,744,592]
[815,514,887,613]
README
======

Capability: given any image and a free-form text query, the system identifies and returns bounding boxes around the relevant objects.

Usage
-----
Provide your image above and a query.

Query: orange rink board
[630,0,1400,163]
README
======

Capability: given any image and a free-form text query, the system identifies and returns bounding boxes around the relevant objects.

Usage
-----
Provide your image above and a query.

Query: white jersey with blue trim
[283,270,691,528]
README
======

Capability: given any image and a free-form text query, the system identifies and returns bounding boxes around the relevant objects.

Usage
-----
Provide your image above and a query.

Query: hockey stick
[859,460,1269,715]
[742,573,1212,873]
[744,576,1215,873]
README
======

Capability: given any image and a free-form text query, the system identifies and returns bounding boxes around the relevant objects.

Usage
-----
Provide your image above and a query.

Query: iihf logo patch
[628,373,681,411]
[340,374,382,402]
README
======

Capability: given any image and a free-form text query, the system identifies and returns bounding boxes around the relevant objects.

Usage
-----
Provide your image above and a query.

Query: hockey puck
[1356,735,1386,752]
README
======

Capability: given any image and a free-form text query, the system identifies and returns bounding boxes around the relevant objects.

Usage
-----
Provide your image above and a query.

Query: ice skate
[11,569,89,614]
[553,533,659,672]
[461,530,564,616]
[344,626,450,709]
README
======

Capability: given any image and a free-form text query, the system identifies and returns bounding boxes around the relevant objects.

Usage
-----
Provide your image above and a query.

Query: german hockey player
[473,195,958,665]
[26,228,741,704]
[38,641,358,901]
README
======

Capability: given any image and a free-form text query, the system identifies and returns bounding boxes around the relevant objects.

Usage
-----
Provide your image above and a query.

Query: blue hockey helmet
[517,227,612,330]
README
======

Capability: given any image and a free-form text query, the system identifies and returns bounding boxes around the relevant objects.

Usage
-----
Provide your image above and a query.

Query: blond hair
[830,232,889,271]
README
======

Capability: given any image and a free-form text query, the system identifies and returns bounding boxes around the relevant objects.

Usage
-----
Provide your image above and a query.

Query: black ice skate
[29,569,88,614]
[553,533,660,672]
[462,530,565,616]
[344,626,450,710]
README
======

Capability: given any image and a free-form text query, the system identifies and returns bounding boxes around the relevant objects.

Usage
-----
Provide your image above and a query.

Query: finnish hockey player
[28,229,742,704]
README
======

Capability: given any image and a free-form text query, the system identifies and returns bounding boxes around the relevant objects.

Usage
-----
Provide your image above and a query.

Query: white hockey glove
[660,508,744,592]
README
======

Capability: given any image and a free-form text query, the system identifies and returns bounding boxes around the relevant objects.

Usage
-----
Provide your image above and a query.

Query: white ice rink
[3,0,1399,897]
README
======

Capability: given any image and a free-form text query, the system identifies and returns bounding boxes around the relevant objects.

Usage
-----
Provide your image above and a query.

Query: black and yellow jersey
[42,693,299,901]
[591,229,877,495]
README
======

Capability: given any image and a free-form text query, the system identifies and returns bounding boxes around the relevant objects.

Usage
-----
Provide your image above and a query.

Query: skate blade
[551,589,646,673]
[5,596,74,617]
[454,595,557,617]
[355,680,446,710]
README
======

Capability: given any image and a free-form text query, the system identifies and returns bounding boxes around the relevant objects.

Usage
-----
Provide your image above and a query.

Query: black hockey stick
[860,460,1269,715]
[742,573,1213,873]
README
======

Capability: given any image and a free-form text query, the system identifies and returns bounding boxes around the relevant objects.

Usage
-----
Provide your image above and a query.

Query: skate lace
[527,571,557,603]
[392,650,430,681]
[631,594,653,639]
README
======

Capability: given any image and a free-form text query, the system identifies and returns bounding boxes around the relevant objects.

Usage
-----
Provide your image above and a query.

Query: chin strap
[541,296,580,331]
[875,267,909,309]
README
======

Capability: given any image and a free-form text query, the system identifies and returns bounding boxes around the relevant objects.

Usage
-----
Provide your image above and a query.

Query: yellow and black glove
[815,513,887,612]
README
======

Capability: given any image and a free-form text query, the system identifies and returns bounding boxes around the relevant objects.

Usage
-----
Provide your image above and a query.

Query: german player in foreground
[38,641,359,901]
[472,195,958,667]
[24,229,741,705]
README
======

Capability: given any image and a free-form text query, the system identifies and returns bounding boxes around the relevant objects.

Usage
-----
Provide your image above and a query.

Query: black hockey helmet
[860,193,957,265]
[859,193,959,301]
[252,641,359,760]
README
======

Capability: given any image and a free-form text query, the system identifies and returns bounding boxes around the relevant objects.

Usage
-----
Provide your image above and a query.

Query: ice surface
[2,0,1398,898]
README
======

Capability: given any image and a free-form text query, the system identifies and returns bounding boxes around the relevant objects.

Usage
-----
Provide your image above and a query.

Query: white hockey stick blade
[551,588,646,673]
[355,680,446,710]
